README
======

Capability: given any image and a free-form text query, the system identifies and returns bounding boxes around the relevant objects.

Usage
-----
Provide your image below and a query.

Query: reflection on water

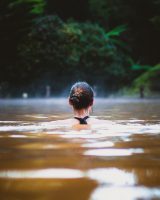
[0,98,160,200]
[91,186,160,200]
[84,148,144,156]
[0,169,84,179]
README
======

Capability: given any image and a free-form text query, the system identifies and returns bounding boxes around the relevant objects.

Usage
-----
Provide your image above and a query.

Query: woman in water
[52,81,103,129]
[54,81,101,129]
[68,81,97,129]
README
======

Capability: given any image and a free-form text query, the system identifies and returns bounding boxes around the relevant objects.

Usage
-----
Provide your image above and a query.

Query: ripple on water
[0,119,159,134]
[90,186,160,200]
[0,99,160,200]
[84,148,144,157]
[0,169,84,179]
[87,168,136,185]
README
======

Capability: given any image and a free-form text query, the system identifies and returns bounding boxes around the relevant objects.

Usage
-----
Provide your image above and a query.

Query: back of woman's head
[69,82,94,110]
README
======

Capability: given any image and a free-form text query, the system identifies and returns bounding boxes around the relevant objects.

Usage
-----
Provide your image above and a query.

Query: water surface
[0,98,160,200]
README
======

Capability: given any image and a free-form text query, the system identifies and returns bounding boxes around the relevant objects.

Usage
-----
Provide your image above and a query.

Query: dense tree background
[0,0,159,97]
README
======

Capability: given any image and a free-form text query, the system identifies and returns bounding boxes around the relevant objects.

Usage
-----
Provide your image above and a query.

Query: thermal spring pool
[0,98,160,200]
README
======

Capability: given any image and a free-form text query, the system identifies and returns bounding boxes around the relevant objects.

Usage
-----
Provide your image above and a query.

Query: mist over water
[0,98,160,200]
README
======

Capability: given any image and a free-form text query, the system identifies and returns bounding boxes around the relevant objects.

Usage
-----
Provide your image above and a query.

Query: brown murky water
[0,98,160,200]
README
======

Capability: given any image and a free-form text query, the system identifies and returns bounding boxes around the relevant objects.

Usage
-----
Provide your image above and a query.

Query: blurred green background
[0,0,160,97]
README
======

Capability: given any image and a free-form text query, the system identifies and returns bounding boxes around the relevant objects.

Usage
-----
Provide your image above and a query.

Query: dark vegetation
[128,64,160,97]
[0,0,160,97]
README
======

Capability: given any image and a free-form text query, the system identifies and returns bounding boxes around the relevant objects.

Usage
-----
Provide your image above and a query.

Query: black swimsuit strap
[74,116,89,125]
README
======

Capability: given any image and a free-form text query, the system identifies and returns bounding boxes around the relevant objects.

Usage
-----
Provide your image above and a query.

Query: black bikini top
[74,116,89,125]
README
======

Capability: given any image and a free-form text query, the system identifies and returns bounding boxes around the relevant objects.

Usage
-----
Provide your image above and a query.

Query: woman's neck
[74,108,90,118]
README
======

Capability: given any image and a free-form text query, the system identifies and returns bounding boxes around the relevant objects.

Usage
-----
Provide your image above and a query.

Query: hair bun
[69,82,94,110]
[70,95,79,104]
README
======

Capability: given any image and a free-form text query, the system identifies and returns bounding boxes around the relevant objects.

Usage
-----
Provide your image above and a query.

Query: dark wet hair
[69,82,94,110]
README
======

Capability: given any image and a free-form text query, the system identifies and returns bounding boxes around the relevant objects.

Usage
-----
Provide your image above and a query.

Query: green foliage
[89,0,160,65]
[18,15,131,92]
[131,64,152,71]
[9,0,45,14]
[0,0,45,96]
[129,64,160,95]
[134,64,160,88]
[105,25,127,37]
[1,0,159,96]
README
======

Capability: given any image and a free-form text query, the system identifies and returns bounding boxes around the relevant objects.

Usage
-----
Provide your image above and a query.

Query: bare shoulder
[49,117,109,128]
